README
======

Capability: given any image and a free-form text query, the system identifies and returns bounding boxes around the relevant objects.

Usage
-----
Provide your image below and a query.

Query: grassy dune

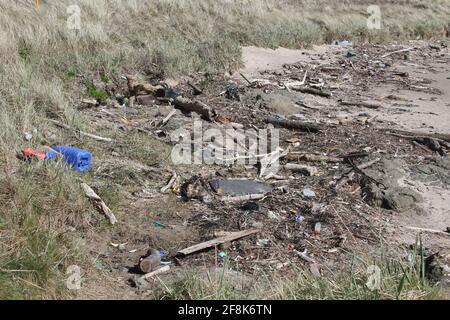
[0,0,449,299]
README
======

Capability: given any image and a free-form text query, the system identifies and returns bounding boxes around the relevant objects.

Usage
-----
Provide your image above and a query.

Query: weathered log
[173,97,215,121]
[266,118,322,133]
[340,100,383,109]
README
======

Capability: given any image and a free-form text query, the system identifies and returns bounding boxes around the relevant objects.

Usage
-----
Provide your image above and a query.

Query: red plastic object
[21,147,46,161]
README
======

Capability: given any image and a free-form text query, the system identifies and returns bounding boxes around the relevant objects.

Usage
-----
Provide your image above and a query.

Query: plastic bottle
[46,146,92,172]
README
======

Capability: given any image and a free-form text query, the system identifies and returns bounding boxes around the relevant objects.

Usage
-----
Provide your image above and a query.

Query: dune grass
[155,239,444,300]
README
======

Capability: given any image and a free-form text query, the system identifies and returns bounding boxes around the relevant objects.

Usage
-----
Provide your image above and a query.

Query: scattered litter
[110,242,127,251]
[332,40,352,46]
[303,188,316,198]
[267,210,283,221]
[153,221,167,228]
[218,251,227,258]
[241,201,260,211]
[20,147,46,161]
[210,179,273,196]
[295,215,305,223]
[155,87,179,99]
[46,146,92,172]
[139,249,161,274]
[257,239,270,247]
[20,145,92,172]
[287,243,295,250]
[314,222,322,236]
[224,83,241,101]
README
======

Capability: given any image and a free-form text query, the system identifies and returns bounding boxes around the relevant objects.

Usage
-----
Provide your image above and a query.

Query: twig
[402,226,450,236]
[381,47,415,59]
[239,72,253,86]
[334,158,381,191]
[285,153,342,163]
[187,81,203,95]
[49,119,115,143]
[293,249,317,264]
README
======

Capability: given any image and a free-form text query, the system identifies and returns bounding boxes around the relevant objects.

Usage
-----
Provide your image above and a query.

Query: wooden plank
[177,229,260,256]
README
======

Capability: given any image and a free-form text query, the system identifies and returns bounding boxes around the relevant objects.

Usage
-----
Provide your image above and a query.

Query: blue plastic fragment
[46,146,92,172]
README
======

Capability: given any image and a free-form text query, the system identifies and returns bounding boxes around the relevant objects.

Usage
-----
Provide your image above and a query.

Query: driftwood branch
[177,229,260,256]
[285,153,343,163]
[381,47,415,59]
[81,183,117,224]
[340,100,383,109]
[402,226,450,237]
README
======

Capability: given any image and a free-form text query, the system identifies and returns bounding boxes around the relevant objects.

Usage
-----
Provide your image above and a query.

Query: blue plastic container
[45,146,92,172]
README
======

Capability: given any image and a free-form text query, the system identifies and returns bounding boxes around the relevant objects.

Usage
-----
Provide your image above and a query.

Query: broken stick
[139,265,171,281]
[49,119,115,143]
[402,226,450,237]
[177,229,260,256]
[81,183,117,224]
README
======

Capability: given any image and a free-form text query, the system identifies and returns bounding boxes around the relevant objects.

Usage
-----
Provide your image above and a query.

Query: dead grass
[155,243,445,300]
[0,0,449,299]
